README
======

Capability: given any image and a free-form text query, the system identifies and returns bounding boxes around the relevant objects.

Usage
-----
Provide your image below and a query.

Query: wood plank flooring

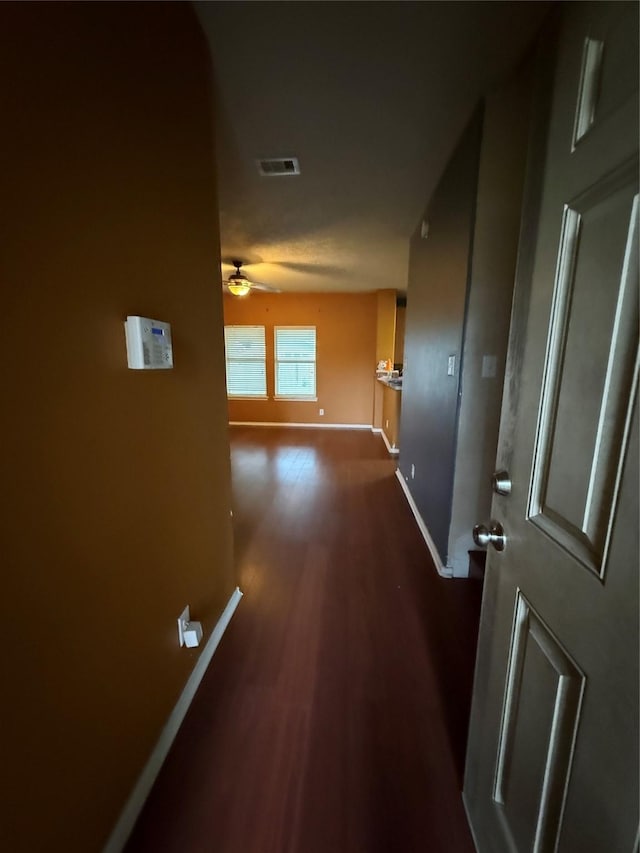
[125,427,482,853]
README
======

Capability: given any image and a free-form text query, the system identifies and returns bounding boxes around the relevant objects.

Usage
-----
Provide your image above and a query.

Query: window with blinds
[224,326,267,398]
[275,326,317,399]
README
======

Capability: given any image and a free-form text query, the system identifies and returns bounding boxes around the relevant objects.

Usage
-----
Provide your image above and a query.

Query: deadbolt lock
[492,470,512,496]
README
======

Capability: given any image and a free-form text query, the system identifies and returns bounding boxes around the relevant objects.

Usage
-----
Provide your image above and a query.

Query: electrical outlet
[411,463,415,479]
[319,408,324,416]
[177,606,190,647]
[385,419,389,429]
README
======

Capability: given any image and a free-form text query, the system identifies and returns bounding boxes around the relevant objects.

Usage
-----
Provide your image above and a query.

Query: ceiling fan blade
[267,260,345,277]
[247,280,281,293]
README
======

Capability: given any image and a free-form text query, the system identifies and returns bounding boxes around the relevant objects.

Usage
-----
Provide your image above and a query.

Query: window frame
[224,325,268,399]
[274,326,317,401]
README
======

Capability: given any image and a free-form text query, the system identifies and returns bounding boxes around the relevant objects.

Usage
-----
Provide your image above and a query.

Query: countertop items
[377,374,402,391]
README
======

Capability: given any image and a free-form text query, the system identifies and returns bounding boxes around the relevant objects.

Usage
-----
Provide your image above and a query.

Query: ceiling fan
[222,260,280,296]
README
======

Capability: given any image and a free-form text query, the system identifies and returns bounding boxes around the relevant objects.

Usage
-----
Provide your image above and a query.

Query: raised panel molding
[527,159,639,579]
[572,37,604,148]
[493,591,585,852]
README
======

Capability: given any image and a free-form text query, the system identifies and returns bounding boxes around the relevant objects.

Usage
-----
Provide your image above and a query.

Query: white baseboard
[229,421,372,430]
[103,586,243,853]
[379,429,400,456]
[394,470,452,578]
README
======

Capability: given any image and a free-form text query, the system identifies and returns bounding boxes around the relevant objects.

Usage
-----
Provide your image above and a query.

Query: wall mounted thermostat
[124,316,173,370]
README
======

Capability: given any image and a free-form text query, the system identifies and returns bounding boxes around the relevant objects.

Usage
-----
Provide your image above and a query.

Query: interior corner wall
[394,305,406,365]
[223,292,377,425]
[1,5,235,851]
[447,62,534,577]
[373,289,397,428]
[375,289,397,362]
[398,111,483,563]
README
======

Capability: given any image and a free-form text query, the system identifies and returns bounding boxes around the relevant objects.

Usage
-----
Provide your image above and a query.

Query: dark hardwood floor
[126,427,482,853]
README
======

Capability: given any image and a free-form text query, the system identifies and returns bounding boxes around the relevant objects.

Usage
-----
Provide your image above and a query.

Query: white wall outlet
[411,463,415,479]
[319,408,324,416]
[177,605,190,647]
[447,355,456,376]
[385,419,389,429]
[183,621,203,648]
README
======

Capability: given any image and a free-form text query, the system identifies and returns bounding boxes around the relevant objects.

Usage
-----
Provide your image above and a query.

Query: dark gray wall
[448,64,533,575]
[398,110,482,562]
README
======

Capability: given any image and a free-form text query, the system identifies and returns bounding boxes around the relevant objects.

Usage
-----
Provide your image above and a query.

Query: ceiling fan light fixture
[227,280,251,297]
[226,260,252,296]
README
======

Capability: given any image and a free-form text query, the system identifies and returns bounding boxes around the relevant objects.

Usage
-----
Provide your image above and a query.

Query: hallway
[126,427,482,852]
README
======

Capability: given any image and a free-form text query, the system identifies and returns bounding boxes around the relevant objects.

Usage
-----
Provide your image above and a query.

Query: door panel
[464,4,639,851]
[530,166,638,577]
[575,4,638,140]
[558,402,639,852]
[494,592,585,852]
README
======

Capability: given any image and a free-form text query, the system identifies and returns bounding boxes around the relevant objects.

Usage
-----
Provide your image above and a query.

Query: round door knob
[473,520,506,551]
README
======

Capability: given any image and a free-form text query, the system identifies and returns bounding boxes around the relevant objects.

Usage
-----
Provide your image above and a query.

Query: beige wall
[2,5,235,850]
[224,292,377,425]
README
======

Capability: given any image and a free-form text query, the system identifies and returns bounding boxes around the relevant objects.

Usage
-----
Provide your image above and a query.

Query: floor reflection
[232,443,324,485]
[273,446,322,484]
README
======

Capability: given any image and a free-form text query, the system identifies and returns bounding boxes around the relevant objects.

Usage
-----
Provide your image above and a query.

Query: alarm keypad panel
[124,316,173,370]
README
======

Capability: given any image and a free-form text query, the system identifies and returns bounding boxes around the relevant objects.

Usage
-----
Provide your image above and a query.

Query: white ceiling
[195,1,549,294]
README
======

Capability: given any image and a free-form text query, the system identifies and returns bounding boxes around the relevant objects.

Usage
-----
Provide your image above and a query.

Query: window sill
[227,395,269,401]
[273,396,318,402]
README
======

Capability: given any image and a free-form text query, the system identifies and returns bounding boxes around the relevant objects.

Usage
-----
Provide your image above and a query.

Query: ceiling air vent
[257,157,301,177]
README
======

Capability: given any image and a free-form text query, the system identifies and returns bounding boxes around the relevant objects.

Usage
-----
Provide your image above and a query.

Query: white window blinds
[224,326,267,397]
[275,327,316,398]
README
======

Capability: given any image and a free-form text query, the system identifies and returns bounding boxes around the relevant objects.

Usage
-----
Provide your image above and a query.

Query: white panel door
[464,3,638,851]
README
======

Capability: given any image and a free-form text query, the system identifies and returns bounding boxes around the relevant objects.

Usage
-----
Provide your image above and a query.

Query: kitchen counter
[376,374,403,391]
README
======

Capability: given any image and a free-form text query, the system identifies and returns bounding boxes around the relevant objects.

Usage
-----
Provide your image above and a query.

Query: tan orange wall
[394,305,406,364]
[2,5,235,851]
[373,289,397,428]
[375,289,397,363]
[381,384,402,451]
[224,292,377,425]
